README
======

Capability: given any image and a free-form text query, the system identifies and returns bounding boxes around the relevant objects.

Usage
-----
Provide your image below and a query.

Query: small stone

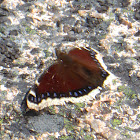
[30,48,39,55]
[137,72,140,78]
[135,10,140,20]
[134,30,140,36]
[127,108,133,116]
[78,10,89,17]
[9,30,18,36]
[137,93,140,100]
[122,0,130,7]
[63,25,72,33]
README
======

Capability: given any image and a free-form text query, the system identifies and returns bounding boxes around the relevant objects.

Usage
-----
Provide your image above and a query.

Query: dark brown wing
[36,47,109,97]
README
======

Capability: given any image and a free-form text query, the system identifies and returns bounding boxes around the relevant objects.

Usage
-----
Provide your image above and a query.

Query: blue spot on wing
[74,92,78,97]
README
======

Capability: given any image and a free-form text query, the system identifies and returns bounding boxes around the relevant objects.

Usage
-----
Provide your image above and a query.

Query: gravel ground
[0,0,140,139]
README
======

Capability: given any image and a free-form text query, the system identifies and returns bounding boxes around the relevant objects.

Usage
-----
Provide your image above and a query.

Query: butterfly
[22,47,109,112]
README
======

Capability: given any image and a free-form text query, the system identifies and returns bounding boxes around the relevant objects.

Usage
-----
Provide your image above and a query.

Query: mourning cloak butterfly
[22,47,110,112]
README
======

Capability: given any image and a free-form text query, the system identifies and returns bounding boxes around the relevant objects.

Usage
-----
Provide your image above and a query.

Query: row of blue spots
[28,86,93,104]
